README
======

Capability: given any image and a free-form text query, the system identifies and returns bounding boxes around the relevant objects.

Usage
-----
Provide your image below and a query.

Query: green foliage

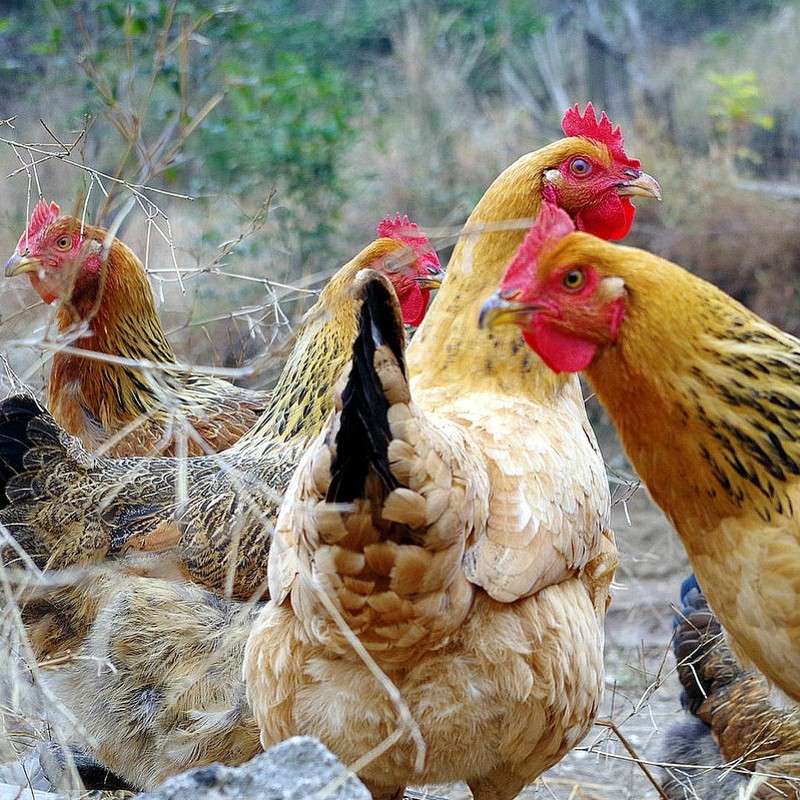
[4,0,364,249]
[706,70,774,171]
[707,71,774,133]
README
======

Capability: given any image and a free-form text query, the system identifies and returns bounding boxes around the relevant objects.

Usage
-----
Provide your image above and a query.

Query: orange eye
[562,269,586,291]
[56,235,71,250]
[569,158,592,177]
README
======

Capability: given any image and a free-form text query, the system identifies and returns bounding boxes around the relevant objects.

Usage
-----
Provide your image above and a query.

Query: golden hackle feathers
[29,216,269,457]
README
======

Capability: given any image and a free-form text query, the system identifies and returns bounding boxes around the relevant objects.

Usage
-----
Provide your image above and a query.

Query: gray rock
[134,737,371,800]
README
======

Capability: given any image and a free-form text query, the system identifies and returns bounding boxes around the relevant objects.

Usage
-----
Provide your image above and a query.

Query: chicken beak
[5,252,41,278]
[616,169,663,201]
[415,263,447,291]
[478,290,540,330]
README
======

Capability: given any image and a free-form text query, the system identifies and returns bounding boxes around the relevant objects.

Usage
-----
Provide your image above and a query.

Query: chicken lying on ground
[5,200,266,455]
[662,574,800,799]
[245,105,662,800]
[6,204,441,457]
[1,216,443,628]
[480,202,800,704]
[2,104,661,794]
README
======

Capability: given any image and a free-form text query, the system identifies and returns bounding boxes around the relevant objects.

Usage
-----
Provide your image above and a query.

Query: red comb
[500,203,576,291]
[28,199,60,237]
[377,213,430,251]
[561,103,640,168]
[15,199,60,252]
[377,213,442,274]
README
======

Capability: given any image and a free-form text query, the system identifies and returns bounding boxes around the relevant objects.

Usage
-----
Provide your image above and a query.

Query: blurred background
[1,1,800,796]
[2,0,800,387]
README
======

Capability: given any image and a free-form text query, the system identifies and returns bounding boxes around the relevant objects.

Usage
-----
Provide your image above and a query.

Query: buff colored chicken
[244,104,661,800]
[5,200,268,455]
[480,202,800,705]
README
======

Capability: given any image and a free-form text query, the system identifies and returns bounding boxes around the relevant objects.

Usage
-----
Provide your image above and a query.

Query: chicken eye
[570,158,592,177]
[562,269,586,291]
[56,235,71,250]
[382,258,401,273]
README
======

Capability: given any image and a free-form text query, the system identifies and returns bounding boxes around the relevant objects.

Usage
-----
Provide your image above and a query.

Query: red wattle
[576,196,635,241]
[523,321,598,374]
[29,274,58,305]
[401,286,429,327]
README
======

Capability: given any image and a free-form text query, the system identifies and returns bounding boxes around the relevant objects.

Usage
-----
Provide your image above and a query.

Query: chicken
[3,104,659,794]
[244,105,661,800]
[662,574,800,799]
[4,200,270,456]
[479,202,800,704]
[1,217,443,615]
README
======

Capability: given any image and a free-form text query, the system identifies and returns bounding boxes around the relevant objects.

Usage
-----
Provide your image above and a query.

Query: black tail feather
[327,274,405,503]
[0,394,51,510]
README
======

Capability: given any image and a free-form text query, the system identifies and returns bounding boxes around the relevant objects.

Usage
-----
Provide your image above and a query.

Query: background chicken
[662,574,800,799]
[2,104,659,794]
[5,204,441,457]
[480,202,800,704]
[245,105,661,800]
[5,200,268,455]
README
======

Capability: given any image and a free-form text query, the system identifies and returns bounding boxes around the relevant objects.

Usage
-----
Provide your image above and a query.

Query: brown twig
[594,717,671,800]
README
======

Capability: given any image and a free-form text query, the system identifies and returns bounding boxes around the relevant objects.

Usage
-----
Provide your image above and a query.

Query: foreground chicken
[1,216,443,617]
[480,203,800,703]
[663,574,800,799]
[3,104,660,794]
[244,105,662,800]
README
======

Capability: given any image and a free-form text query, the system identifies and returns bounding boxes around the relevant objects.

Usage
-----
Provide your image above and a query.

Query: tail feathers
[327,270,406,503]
[0,394,92,568]
[673,573,742,714]
[0,394,61,508]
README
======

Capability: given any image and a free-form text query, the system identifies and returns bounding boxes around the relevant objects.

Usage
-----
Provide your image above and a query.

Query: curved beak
[414,262,446,291]
[479,290,541,330]
[616,169,663,201]
[5,252,41,278]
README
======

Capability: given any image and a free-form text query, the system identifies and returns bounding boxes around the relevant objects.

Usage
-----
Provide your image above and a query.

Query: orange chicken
[481,202,800,703]
[245,104,661,800]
